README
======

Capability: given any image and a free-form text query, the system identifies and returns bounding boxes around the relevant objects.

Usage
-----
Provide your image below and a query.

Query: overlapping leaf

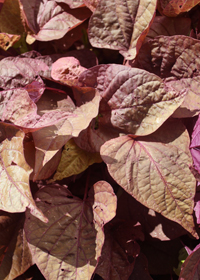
[88,0,157,60]
[51,57,86,86]
[129,253,153,280]
[0,123,47,222]
[100,119,197,237]
[19,0,91,43]
[24,182,117,280]
[117,191,187,241]
[190,114,200,174]
[0,33,20,51]
[55,0,84,8]
[0,54,48,89]
[179,245,200,279]
[95,221,143,280]
[84,0,100,11]
[79,64,186,137]
[31,87,100,181]
[145,16,191,40]
[133,35,200,117]
[158,0,200,17]
[53,138,102,181]
[0,0,24,49]
[0,217,33,280]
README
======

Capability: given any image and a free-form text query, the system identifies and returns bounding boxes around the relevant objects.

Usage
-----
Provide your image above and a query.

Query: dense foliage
[0,0,200,279]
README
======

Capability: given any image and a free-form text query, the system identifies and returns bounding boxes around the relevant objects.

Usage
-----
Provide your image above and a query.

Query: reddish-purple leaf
[100,119,197,237]
[74,118,120,153]
[19,0,91,42]
[146,16,191,40]
[50,20,89,52]
[88,180,117,227]
[0,88,37,125]
[179,246,200,279]
[95,221,142,280]
[132,35,200,118]
[88,0,157,60]
[55,0,85,8]
[194,192,200,225]
[190,115,200,174]
[24,78,45,103]
[129,253,152,280]
[0,54,48,89]
[24,182,117,280]
[79,64,186,136]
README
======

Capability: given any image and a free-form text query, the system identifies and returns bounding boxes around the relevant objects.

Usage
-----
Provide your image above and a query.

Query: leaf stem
[83,167,91,201]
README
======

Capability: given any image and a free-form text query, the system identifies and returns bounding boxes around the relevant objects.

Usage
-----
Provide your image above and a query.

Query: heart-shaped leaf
[133,35,200,118]
[88,0,157,60]
[24,182,117,280]
[100,119,197,237]
[79,64,186,136]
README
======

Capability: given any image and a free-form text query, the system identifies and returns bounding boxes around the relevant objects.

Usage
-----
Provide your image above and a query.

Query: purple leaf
[132,35,200,118]
[88,0,157,60]
[24,182,117,280]
[20,0,91,42]
[190,115,200,174]
[101,119,197,237]
[179,246,200,279]
[79,64,186,136]
[0,54,48,89]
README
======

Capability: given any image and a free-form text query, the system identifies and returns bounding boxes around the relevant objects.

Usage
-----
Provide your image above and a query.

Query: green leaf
[53,138,102,181]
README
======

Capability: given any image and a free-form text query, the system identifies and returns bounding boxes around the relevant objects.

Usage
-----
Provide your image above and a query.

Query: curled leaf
[51,57,86,86]
[0,33,20,51]
[19,0,91,42]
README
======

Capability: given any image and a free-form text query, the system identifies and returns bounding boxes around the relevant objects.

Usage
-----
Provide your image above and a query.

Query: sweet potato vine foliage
[2,0,200,280]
